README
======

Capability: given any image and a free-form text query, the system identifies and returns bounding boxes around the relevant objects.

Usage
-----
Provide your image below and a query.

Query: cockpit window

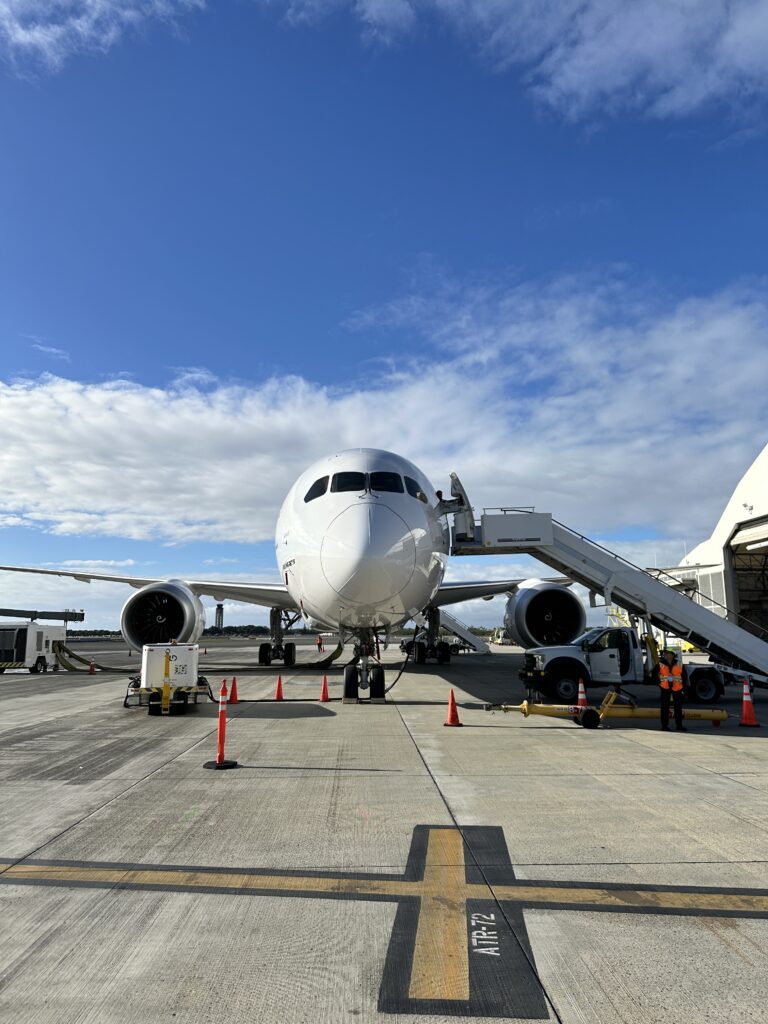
[405,476,428,503]
[369,471,404,493]
[331,471,367,493]
[304,476,329,503]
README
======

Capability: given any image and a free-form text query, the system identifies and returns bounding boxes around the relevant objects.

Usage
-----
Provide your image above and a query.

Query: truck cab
[521,626,724,704]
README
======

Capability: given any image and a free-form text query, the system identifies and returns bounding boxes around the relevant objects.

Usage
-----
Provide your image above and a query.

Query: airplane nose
[320,503,416,605]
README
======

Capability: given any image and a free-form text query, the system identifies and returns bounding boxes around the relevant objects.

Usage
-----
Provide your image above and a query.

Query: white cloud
[3,1,767,123]
[259,0,768,120]
[0,0,203,70]
[43,559,137,567]
[0,273,766,557]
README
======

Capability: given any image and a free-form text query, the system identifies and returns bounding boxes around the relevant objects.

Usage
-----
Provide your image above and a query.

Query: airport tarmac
[3,639,768,1023]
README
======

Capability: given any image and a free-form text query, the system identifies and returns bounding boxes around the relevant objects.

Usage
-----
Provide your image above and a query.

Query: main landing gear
[343,633,386,704]
[401,608,451,666]
[258,608,300,667]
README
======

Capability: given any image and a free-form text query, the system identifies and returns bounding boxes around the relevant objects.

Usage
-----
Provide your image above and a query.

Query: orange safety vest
[659,664,683,691]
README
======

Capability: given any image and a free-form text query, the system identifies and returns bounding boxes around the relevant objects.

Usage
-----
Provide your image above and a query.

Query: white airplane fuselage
[275,449,448,631]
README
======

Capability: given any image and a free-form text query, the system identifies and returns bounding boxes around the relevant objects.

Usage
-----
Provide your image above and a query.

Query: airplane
[0,448,585,700]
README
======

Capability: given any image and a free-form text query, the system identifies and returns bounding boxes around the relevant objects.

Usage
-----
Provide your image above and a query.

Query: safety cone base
[203,760,239,770]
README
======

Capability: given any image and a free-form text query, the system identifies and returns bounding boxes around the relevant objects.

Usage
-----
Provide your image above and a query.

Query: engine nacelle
[120,580,206,650]
[504,580,586,648]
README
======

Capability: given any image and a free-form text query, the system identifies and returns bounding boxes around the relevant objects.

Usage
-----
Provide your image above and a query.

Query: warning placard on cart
[141,644,199,689]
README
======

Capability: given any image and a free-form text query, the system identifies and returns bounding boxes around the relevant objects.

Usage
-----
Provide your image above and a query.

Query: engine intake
[504,580,586,648]
[120,580,205,650]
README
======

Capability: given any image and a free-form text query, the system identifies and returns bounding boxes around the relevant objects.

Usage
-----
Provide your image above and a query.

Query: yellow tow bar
[161,652,172,716]
[487,689,728,728]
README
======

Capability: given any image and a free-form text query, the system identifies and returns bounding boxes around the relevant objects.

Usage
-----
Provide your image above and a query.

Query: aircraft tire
[414,641,427,665]
[369,664,385,700]
[258,642,272,666]
[283,641,296,667]
[343,664,359,701]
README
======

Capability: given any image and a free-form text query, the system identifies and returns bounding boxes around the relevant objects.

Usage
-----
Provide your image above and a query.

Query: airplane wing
[0,565,297,611]
[431,577,574,607]
[431,580,525,606]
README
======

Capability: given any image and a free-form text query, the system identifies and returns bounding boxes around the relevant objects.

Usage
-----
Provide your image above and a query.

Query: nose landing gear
[342,634,386,703]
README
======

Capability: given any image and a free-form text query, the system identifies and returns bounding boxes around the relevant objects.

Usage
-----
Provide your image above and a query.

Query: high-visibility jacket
[659,663,684,691]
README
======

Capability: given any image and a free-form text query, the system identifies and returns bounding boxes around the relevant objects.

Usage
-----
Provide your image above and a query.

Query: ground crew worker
[316,634,324,653]
[659,649,686,732]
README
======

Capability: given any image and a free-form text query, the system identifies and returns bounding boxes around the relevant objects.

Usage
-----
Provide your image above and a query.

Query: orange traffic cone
[203,647,207,655]
[229,676,239,704]
[444,689,462,727]
[274,675,284,701]
[577,679,588,708]
[739,678,760,727]
[88,659,96,675]
[319,675,329,702]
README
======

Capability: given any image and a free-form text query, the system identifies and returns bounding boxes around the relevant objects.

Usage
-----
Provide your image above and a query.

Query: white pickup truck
[520,626,725,705]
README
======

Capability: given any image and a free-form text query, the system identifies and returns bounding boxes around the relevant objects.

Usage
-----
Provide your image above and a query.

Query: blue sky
[1,0,767,627]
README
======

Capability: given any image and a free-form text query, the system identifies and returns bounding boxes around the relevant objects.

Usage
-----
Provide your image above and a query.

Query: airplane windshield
[303,476,329,503]
[331,472,367,493]
[405,476,428,503]
[369,472,404,493]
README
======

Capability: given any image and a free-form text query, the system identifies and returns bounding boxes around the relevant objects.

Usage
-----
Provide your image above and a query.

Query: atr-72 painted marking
[5,825,768,1018]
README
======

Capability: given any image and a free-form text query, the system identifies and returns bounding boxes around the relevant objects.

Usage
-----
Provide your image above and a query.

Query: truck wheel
[449,643,460,655]
[688,670,720,705]
[553,676,580,703]
[29,657,47,674]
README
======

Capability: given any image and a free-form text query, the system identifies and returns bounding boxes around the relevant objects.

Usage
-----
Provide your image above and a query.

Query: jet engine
[120,580,206,650]
[504,580,586,648]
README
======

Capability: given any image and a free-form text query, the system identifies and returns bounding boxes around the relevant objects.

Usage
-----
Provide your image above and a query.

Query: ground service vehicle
[0,621,65,673]
[520,626,725,704]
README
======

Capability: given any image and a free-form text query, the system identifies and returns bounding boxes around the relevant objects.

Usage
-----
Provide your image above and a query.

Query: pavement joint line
[0,717,224,878]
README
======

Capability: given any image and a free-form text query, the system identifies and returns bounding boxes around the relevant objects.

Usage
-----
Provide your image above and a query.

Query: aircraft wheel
[343,664,359,702]
[283,641,296,667]
[436,641,451,665]
[258,642,272,666]
[414,641,427,665]
[369,664,385,700]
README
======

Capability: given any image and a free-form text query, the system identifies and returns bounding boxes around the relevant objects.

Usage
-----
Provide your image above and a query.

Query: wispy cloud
[0,0,204,71]
[257,0,768,122]
[31,342,70,361]
[3,1,768,124]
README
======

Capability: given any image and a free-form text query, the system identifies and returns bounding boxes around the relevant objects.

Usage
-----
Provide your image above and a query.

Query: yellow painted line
[6,862,768,920]
[491,883,768,915]
[409,828,470,1002]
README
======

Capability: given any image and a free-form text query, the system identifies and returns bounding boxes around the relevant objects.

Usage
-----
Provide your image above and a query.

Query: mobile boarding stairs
[447,485,768,677]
